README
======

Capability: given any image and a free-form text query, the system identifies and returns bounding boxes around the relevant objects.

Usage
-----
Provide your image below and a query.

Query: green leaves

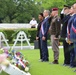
[0,0,75,23]
[0,0,41,23]
[35,0,75,11]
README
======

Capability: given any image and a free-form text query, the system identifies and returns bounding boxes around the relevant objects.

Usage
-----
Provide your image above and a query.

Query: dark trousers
[31,26,35,28]
[73,42,76,66]
[69,43,74,66]
[40,37,49,61]
[63,40,70,64]
[38,38,42,59]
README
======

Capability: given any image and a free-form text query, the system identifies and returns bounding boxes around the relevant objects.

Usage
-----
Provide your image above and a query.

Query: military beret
[52,8,58,11]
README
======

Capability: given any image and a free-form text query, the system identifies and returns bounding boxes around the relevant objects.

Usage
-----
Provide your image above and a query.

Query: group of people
[36,3,76,68]
[36,8,61,63]
[60,3,76,68]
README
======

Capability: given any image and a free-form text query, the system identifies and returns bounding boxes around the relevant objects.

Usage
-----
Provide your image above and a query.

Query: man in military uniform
[60,5,71,65]
[49,8,61,64]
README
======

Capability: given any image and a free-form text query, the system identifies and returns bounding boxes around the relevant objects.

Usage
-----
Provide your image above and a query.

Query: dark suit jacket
[60,14,64,20]
[68,15,75,35]
[61,14,71,38]
[70,14,76,42]
[36,21,43,37]
[39,17,50,38]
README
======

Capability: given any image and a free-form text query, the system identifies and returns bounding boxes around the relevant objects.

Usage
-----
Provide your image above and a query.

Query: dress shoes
[39,59,42,62]
[40,59,49,62]
[52,60,59,64]
[62,64,70,66]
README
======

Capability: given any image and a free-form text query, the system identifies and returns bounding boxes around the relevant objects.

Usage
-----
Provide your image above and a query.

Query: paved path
[0,23,38,29]
[3,46,63,50]
[0,24,31,29]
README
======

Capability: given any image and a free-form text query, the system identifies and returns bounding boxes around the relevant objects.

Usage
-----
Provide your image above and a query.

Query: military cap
[64,5,71,8]
[52,8,58,11]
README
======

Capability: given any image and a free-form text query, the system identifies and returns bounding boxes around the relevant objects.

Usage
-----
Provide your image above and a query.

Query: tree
[35,0,76,11]
[65,0,76,6]
[0,0,42,23]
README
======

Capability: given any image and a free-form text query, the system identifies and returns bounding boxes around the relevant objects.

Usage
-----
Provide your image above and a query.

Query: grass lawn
[1,48,76,75]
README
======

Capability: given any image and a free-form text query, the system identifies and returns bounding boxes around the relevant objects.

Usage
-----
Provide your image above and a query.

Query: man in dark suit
[60,5,71,65]
[39,10,50,62]
[36,13,44,61]
[70,3,76,68]
[67,6,76,67]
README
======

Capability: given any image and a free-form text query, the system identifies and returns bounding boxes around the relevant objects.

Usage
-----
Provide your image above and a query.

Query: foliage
[35,0,76,11]
[11,28,37,43]
[0,0,75,23]
[4,30,15,43]
[28,28,37,43]
[0,0,41,23]
[0,28,37,43]
[65,0,76,6]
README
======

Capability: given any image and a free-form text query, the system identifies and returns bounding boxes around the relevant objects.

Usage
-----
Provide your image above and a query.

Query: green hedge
[0,28,37,43]
[28,29,37,43]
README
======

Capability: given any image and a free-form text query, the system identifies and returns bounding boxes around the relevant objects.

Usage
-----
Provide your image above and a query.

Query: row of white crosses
[0,31,32,50]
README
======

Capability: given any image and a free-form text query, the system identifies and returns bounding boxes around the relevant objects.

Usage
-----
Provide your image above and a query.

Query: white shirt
[45,16,49,19]
[70,13,75,16]
[30,20,37,25]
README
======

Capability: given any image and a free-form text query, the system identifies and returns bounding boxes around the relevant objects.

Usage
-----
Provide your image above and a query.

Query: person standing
[60,5,71,65]
[30,18,37,28]
[67,6,76,67]
[39,10,50,62]
[36,13,44,61]
[70,3,76,67]
[49,8,61,64]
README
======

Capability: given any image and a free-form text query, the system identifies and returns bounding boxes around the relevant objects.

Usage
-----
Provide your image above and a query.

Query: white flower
[1,60,10,66]
[25,67,29,72]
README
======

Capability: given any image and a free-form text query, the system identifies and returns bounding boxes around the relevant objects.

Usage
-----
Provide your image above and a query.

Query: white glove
[61,8,64,14]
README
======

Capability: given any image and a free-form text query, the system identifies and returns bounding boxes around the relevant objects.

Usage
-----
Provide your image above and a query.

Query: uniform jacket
[49,15,61,38]
[61,14,71,38]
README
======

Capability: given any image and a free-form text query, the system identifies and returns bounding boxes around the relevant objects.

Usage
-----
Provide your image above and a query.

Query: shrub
[28,28,37,43]
[0,28,37,43]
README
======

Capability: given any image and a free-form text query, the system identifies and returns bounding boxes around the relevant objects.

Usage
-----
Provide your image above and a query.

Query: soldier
[49,8,61,64]
[60,5,71,65]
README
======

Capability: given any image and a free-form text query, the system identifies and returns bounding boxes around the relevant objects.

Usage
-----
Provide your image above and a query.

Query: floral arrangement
[0,48,31,75]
